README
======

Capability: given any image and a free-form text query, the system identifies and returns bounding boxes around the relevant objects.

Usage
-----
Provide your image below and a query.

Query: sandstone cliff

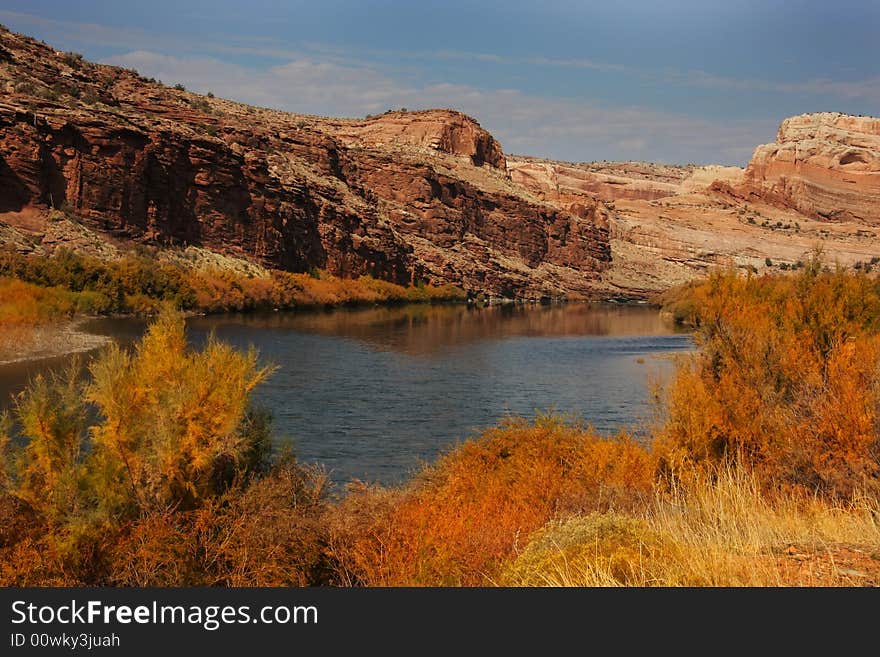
[1,27,878,301]
[508,129,879,297]
[736,112,880,224]
[0,28,609,300]
[508,158,699,204]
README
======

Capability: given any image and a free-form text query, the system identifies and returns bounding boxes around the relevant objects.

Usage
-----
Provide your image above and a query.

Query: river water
[0,303,691,485]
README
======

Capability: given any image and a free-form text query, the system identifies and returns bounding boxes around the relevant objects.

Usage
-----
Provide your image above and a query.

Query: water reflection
[184,303,681,356]
[1,303,691,486]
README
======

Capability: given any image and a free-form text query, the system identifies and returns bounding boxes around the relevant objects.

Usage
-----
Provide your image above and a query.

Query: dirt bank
[0,321,110,366]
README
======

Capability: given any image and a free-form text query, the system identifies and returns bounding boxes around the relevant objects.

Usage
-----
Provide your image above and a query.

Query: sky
[1,1,878,165]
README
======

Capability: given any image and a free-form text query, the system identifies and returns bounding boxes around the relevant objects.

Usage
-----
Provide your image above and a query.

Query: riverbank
[0,248,470,365]
[0,319,111,366]
[1,265,879,586]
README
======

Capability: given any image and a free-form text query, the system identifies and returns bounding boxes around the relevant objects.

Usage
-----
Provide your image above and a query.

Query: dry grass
[503,465,880,586]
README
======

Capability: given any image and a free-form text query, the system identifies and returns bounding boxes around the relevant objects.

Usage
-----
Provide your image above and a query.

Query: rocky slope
[509,120,879,296]
[508,158,700,204]
[734,112,880,224]
[0,27,878,301]
[0,27,609,300]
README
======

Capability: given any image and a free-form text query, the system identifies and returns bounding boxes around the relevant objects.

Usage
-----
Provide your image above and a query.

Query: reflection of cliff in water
[186,303,679,356]
[3,303,692,485]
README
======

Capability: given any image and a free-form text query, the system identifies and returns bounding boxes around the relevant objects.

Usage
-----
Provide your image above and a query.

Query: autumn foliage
[2,262,880,586]
[655,262,880,497]
[0,248,465,320]
[0,311,324,584]
[326,418,654,585]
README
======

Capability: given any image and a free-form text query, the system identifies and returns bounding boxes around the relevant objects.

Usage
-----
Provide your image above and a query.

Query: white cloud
[4,8,873,162]
[676,69,880,103]
[104,51,774,164]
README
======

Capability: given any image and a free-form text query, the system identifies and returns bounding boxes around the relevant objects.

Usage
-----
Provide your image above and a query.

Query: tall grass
[503,466,880,586]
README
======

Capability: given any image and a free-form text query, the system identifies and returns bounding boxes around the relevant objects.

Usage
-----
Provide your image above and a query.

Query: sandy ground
[0,321,111,366]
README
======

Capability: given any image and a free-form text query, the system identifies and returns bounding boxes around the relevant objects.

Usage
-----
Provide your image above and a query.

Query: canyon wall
[1,27,879,301]
[0,28,609,299]
[737,112,880,224]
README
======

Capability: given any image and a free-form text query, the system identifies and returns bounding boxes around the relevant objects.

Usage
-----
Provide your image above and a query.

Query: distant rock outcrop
[737,112,880,224]
[508,120,880,298]
[507,158,697,205]
[330,109,507,169]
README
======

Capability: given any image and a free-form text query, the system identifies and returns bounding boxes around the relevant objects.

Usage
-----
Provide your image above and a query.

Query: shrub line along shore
[1,253,879,586]
[0,247,467,364]
[0,247,641,365]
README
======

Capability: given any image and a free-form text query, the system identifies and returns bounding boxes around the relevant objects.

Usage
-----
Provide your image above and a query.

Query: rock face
[1,28,879,301]
[507,158,698,204]
[509,126,880,298]
[508,157,746,206]
[0,28,609,299]
[330,109,506,169]
[738,113,880,224]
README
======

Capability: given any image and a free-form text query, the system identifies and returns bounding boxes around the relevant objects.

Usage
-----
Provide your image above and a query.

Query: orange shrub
[193,460,328,586]
[106,511,202,586]
[180,268,464,311]
[0,277,78,325]
[655,265,880,497]
[326,416,655,586]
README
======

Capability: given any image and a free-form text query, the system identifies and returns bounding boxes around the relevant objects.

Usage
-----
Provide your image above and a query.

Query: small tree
[2,311,274,528]
[87,311,274,516]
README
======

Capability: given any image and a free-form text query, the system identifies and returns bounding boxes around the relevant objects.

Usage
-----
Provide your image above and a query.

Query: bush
[0,249,197,314]
[325,416,654,585]
[655,263,880,497]
[107,459,328,586]
[0,311,336,584]
[0,249,464,320]
[2,312,269,524]
[86,311,275,515]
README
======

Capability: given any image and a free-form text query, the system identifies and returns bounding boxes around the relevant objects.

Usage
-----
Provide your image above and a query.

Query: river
[0,303,691,485]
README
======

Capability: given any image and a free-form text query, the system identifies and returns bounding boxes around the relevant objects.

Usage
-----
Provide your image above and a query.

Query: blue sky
[2,1,878,164]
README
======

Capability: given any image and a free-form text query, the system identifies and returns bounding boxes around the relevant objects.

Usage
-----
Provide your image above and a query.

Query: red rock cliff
[0,28,609,299]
